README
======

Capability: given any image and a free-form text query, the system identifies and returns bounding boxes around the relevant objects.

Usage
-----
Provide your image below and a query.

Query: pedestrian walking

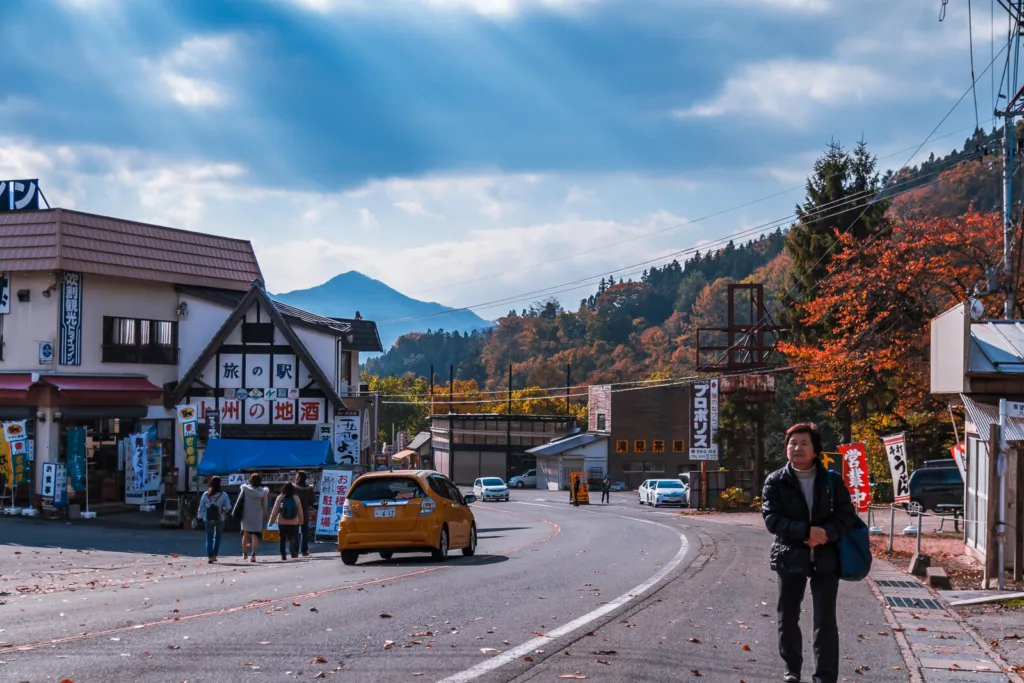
[293,470,317,557]
[268,482,305,561]
[234,473,269,563]
[600,475,611,504]
[197,476,230,564]
[761,423,858,683]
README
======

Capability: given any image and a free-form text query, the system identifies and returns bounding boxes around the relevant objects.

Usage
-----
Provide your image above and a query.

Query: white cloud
[394,200,445,219]
[675,60,900,126]
[359,208,378,229]
[144,35,237,110]
[274,0,597,19]
[347,173,541,220]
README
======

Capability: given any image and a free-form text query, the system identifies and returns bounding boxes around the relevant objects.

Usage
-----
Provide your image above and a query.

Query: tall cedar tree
[782,141,889,341]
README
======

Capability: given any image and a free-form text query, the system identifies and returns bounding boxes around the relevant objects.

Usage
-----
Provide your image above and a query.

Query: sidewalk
[869,557,1024,682]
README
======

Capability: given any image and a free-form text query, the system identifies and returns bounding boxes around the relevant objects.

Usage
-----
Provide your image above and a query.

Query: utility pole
[565,363,571,416]
[507,364,513,481]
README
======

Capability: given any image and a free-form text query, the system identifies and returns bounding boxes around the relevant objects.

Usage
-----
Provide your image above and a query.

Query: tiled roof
[177,285,355,338]
[331,317,384,352]
[0,208,261,289]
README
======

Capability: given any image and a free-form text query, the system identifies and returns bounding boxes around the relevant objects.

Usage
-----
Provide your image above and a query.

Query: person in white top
[197,476,231,563]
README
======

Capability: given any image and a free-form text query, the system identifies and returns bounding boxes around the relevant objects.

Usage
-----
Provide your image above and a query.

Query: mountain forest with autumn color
[365,128,1013,482]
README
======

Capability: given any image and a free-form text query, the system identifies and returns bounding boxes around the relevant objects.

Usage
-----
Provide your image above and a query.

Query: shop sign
[42,462,68,506]
[315,469,353,536]
[38,341,54,364]
[0,272,9,314]
[0,435,11,486]
[125,433,162,505]
[689,379,719,461]
[333,411,360,466]
[950,441,967,479]
[0,179,40,212]
[59,271,83,365]
[883,432,911,504]
[361,408,371,450]
[317,424,332,441]
[2,421,29,486]
[177,405,199,489]
[839,442,871,513]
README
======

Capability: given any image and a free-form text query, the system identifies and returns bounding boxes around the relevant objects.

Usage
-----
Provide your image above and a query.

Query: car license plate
[374,507,396,518]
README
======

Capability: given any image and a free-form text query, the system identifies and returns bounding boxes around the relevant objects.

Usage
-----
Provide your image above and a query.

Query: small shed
[527,433,608,491]
[931,303,1024,577]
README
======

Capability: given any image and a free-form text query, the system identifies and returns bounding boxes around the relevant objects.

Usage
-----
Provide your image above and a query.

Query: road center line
[437,514,691,683]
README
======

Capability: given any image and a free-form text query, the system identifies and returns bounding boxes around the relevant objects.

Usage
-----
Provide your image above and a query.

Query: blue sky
[0,0,998,322]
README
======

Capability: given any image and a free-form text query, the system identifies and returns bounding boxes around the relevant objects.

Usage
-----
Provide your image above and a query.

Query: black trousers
[279,525,299,559]
[601,490,610,503]
[298,521,313,554]
[777,570,840,683]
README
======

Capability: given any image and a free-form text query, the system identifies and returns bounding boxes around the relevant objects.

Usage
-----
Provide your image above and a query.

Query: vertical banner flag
[177,405,199,489]
[2,420,29,485]
[127,432,149,492]
[950,441,967,479]
[0,434,11,486]
[883,432,911,505]
[59,271,83,366]
[315,469,353,536]
[689,379,719,460]
[66,426,87,491]
[839,442,871,513]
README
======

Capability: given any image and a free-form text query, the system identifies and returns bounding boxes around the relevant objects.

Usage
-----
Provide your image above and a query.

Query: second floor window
[103,317,178,364]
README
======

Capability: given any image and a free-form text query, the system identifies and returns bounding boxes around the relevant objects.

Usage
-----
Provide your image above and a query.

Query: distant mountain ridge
[272,271,493,351]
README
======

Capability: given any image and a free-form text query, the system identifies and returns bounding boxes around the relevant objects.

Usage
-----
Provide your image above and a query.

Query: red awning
[40,376,164,401]
[0,374,34,400]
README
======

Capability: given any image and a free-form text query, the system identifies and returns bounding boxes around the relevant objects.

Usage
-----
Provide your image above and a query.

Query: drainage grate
[885,596,943,610]
[876,580,922,588]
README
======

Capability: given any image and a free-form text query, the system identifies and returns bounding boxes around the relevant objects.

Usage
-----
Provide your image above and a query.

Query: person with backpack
[268,482,305,561]
[762,423,858,683]
[234,473,269,563]
[293,471,317,557]
[197,476,231,564]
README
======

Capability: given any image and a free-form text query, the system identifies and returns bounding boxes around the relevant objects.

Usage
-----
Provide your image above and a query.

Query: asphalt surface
[0,492,912,682]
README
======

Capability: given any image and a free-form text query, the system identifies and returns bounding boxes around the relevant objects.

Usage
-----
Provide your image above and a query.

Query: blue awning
[198,439,333,475]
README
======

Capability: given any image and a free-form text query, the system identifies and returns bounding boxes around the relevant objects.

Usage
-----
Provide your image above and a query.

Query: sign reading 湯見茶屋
[0,179,40,212]
[59,271,83,365]
[883,432,911,504]
[689,380,719,461]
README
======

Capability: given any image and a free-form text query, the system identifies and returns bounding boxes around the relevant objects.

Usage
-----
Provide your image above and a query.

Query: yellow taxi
[337,470,478,565]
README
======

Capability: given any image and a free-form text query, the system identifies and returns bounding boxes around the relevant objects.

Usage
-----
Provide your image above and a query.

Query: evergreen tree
[782,140,888,340]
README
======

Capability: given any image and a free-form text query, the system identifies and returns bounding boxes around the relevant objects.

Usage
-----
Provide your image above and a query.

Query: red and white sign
[839,442,870,513]
[882,432,911,504]
[950,441,967,479]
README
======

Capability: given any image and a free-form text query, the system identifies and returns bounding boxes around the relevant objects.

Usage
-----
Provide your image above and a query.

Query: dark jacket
[293,482,316,521]
[761,462,858,576]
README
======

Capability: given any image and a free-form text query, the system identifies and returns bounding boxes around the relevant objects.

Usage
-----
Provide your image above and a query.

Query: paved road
[0,492,910,682]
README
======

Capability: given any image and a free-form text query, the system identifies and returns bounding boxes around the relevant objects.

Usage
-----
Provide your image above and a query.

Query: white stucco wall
[295,326,339,392]
[177,295,234,377]
[0,271,61,369]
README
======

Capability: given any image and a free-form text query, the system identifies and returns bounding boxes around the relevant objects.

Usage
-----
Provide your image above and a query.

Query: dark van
[907,467,963,512]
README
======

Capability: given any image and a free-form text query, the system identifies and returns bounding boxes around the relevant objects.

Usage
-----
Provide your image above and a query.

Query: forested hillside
[365,131,1011,475]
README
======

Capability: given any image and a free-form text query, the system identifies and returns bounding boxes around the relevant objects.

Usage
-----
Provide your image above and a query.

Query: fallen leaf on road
[532,631,546,637]
[259,641,273,645]
[310,607,319,613]
[595,660,611,665]
[413,674,424,677]
[690,670,702,677]
[384,640,394,649]
[409,631,433,637]
[480,648,502,654]
[558,675,586,680]
[523,656,534,662]
[854,665,871,674]
[741,645,751,651]
[591,650,617,656]
[310,656,328,664]
[167,645,181,650]
[380,614,393,619]
[292,602,301,607]
[313,673,325,679]
[688,638,701,644]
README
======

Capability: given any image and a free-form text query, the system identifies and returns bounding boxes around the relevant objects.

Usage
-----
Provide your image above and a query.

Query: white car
[509,469,536,488]
[640,478,689,507]
[473,477,510,502]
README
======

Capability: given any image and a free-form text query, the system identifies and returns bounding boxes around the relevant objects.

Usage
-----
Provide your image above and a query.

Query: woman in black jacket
[762,423,858,683]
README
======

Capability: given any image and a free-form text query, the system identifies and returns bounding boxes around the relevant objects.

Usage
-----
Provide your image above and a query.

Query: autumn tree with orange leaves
[780,209,1008,428]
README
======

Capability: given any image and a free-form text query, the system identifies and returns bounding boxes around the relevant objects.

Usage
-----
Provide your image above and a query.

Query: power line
[375,149,985,326]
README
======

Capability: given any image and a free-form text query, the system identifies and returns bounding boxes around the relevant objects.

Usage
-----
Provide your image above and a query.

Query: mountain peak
[273,271,492,351]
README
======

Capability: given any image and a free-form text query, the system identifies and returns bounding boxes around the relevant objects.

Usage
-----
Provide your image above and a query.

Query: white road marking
[437,515,690,683]
[508,501,560,509]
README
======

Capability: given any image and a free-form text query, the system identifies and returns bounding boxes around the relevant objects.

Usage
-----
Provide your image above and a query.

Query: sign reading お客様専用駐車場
[0,179,40,212]
[689,379,719,461]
